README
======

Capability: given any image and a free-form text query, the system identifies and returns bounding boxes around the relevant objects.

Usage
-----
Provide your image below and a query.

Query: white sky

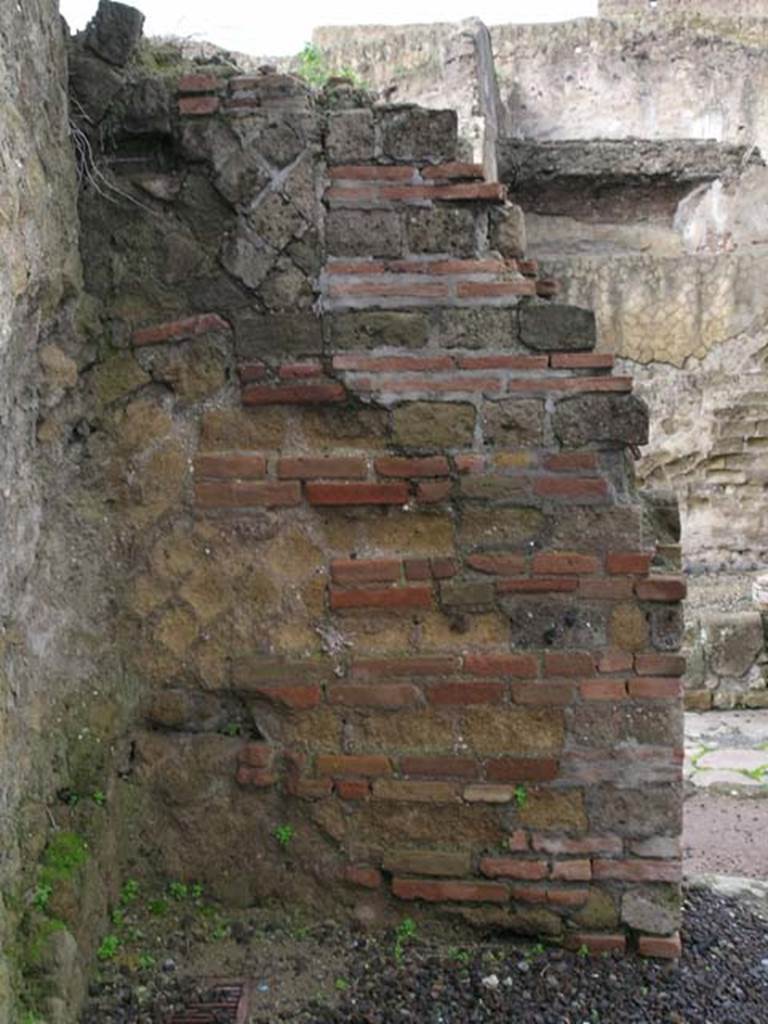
[60,0,597,57]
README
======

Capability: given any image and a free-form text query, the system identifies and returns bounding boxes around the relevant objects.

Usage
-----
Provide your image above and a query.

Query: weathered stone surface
[84,0,144,66]
[135,732,241,805]
[571,889,620,930]
[69,51,124,123]
[490,203,527,258]
[502,596,608,649]
[117,76,173,136]
[327,311,428,350]
[518,301,596,352]
[326,109,375,164]
[649,605,684,652]
[405,206,477,257]
[383,849,471,876]
[463,706,564,756]
[260,258,314,312]
[482,399,545,447]
[609,602,649,652]
[351,712,455,754]
[518,789,587,831]
[458,506,547,549]
[453,905,563,936]
[588,785,682,838]
[143,339,228,402]
[553,393,649,448]
[348,802,503,847]
[621,885,681,936]
[326,208,404,258]
[549,506,643,554]
[429,308,520,349]
[702,613,764,678]
[233,310,322,357]
[378,106,457,163]
[392,402,476,448]
[144,689,233,733]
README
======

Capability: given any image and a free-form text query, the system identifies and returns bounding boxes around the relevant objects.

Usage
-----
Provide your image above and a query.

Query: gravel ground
[80,888,768,1024]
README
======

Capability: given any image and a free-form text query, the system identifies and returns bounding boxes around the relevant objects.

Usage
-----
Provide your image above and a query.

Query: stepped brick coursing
[78,67,685,957]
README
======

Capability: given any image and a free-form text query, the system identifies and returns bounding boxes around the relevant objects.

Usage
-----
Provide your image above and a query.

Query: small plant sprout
[91,789,106,806]
[32,883,53,912]
[514,785,528,809]
[525,941,546,962]
[394,916,417,963]
[211,921,230,941]
[168,881,188,901]
[97,934,120,961]
[111,908,125,927]
[191,882,204,901]
[148,898,169,916]
[221,722,241,737]
[137,952,156,970]
[577,943,590,958]
[120,879,140,905]
[274,824,295,848]
[450,947,470,966]
[334,978,350,992]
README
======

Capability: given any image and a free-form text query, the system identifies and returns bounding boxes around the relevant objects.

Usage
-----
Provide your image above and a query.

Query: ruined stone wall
[64,48,688,959]
[312,20,501,175]
[0,2,145,1021]
[313,14,768,709]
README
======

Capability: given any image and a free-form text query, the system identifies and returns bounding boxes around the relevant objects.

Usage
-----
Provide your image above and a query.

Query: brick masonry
[87,72,685,957]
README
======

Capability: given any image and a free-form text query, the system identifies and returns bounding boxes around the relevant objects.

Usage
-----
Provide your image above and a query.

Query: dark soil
[80,888,768,1024]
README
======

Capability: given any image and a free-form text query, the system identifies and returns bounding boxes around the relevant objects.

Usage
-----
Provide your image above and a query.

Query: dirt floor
[79,887,768,1024]
[684,793,768,879]
[76,708,768,1023]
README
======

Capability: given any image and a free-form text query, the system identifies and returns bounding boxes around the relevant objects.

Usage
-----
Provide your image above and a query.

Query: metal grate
[166,981,248,1024]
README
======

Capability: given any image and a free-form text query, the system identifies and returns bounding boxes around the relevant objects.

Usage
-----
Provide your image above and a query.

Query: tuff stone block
[392,402,476,448]
[518,301,596,352]
[553,394,649,449]
[327,109,376,164]
[378,106,458,163]
[326,208,404,258]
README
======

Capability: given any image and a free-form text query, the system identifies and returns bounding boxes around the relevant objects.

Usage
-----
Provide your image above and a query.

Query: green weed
[295,42,360,88]
[91,789,107,806]
[274,824,295,848]
[394,916,417,963]
[39,832,88,885]
[449,947,470,966]
[32,884,52,913]
[96,934,120,961]
[120,879,140,906]
[168,881,188,901]
[514,785,528,809]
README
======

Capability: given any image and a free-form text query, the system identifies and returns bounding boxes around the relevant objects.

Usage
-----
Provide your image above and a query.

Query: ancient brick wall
[73,62,685,956]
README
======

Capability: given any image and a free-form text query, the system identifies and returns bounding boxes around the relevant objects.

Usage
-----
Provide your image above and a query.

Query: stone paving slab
[685,709,768,794]
[696,749,768,772]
